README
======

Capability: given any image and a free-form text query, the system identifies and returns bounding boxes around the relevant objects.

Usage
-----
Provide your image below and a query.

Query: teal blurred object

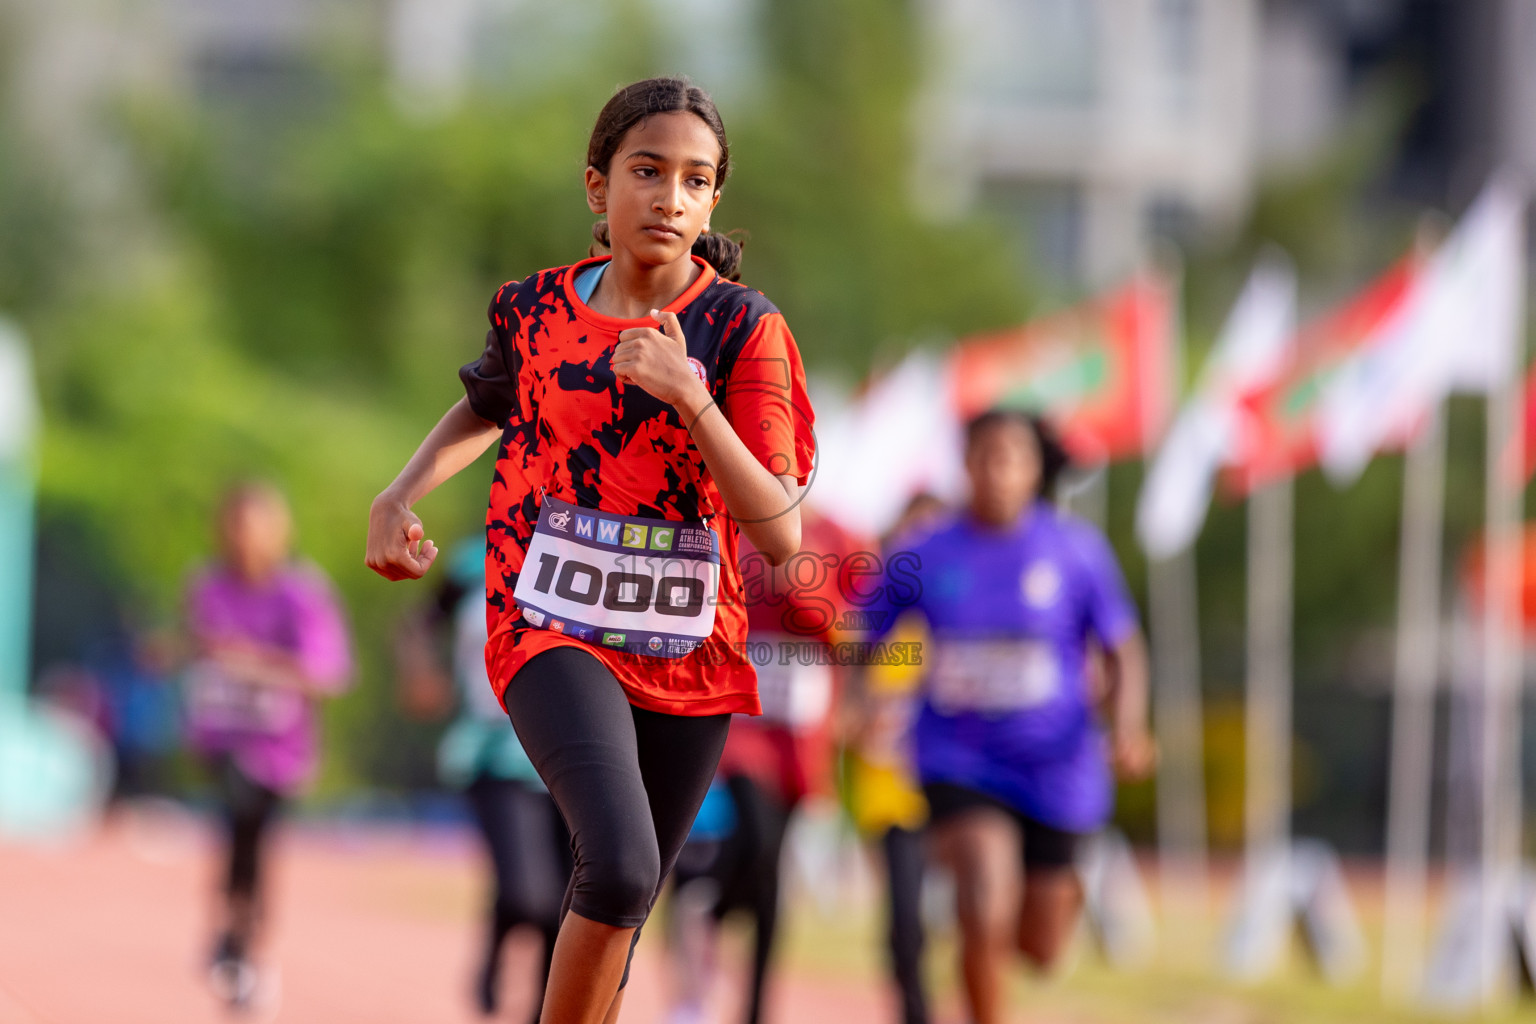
[0,696,112,839]
[0,320,109,839]
[0,320,34,701]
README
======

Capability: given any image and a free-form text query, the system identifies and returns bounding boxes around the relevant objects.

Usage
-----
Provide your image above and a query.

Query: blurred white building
[912,0,1332,286]
[912,0,1536,288]
[388,0,764,116]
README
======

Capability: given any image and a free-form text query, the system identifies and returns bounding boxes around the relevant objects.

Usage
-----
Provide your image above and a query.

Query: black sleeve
[458,283,521,425]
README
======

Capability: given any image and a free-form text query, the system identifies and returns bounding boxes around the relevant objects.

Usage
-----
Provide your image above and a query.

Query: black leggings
[881,825,929,1024]
[216,758,283,902]
[464,775,572,985]
[503,647,731,983]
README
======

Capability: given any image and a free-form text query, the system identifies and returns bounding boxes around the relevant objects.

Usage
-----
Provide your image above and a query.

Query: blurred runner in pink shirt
[182,481,353,1009]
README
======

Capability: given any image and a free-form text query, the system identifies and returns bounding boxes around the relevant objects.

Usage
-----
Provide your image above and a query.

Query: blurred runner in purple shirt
[182,481,352,1009]
[863,411,1153,1024]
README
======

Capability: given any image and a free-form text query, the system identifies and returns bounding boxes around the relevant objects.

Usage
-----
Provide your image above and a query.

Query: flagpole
[1064,462,1109,528]
[1502,401,1527,971]
[1141,247,1210,939]
[1150,545,1209,928]
[1493,199,1527,1004]
[1239,471,1293,973]
[1475,169,1525,1008]
[1380,405,1446,1000]
[1478,337,1524,1006]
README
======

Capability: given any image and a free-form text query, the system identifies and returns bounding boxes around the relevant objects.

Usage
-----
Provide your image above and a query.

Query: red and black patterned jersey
[459,255,816,717]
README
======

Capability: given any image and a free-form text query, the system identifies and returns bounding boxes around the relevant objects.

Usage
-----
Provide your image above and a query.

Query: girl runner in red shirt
[366,77,814,1024]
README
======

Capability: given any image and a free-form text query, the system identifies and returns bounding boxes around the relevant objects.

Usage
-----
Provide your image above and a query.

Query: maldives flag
[1228,256,1421,494]
[948,271,1176,463]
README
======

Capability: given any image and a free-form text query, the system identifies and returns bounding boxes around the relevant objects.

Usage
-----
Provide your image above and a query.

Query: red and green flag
[1229,256,1421,493]
[948,271,1176,463]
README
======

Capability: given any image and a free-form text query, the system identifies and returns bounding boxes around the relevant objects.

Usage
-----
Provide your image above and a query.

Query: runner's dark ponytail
[691,229,745,282]
[586,77,743,281]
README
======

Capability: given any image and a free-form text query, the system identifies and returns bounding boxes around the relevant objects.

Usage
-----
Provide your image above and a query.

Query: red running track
[0,805,902,1024]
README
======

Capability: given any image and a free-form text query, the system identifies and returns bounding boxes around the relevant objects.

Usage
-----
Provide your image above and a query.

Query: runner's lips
[643,224,683,240]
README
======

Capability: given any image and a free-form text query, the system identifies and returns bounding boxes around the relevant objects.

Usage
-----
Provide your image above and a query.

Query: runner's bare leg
[538,914,634,1024]
[928,810,1020,1024]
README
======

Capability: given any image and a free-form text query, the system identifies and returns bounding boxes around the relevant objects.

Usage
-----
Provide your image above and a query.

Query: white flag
[1136,252,1297,558]
[1318,174,1527,484]
[806,349,965,537]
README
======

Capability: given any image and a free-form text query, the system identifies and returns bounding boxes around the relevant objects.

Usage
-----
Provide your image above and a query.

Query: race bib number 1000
[512,495,721,659]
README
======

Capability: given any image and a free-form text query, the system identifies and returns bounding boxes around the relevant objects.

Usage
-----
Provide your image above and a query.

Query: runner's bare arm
[614,309,801,564]
[393,611,457,719]
[1102,629,1156,780]
[367,397,502,581]
[837,661,873,748]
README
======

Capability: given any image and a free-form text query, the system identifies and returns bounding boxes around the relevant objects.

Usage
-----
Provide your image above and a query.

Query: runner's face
[220,496,291,582]
[586,111,722,269]
[965,420,1041,525]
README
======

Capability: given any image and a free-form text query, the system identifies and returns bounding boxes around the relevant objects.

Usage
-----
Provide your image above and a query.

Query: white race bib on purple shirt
[926,638,1061,715]
[183,661,304,735]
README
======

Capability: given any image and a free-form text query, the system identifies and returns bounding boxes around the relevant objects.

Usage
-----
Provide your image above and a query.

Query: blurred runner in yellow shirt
[844,492,946,1024]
